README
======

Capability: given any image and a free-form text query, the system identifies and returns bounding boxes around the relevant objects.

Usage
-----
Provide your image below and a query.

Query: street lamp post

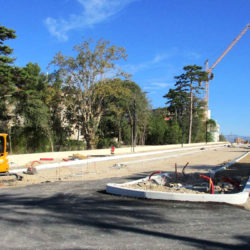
[131,99,136,152]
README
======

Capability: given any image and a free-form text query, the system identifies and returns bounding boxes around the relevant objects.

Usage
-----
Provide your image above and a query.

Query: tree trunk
[118,119,122,143]
[48,135,54,152]
[8,132,12,154]
[188,89,193,144]
[131,120,135,152]
[77,126,80,150]
[8,127,12,154]
[82,110,102,150]
[85,132,96,150]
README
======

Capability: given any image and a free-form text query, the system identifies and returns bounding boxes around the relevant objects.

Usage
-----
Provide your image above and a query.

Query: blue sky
[1,0,250,136]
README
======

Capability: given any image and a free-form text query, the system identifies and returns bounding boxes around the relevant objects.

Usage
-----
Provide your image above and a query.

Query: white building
[207,109,220,142]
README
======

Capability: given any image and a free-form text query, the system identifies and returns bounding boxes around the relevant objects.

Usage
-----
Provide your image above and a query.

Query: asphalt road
[0,174,250,250]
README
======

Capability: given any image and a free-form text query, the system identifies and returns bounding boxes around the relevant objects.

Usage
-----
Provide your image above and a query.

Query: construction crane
[204,24,250,114]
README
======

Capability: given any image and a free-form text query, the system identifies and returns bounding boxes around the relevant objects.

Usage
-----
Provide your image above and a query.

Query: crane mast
[205,24,250,115]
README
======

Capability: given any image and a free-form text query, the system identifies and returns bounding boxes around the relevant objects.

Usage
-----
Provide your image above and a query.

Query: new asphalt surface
[0,173,250,250]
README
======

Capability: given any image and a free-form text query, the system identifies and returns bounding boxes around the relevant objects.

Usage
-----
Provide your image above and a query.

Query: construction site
[1,139,250,206]
[0,140,250,249]
[1,1,250,248]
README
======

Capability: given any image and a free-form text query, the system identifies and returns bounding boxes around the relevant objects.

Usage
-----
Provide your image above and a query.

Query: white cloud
[152,82,171,88]
[184,51,201,60]
[143,82,172,91]
[44,0,137,41]
[152,50,178,63]
[125,48,203,76]
[124,62,148,74]
[124,53,173,74]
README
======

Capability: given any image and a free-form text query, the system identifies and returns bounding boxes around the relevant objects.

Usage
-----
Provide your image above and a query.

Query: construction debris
[40,158,54,161]
[125,163,248,195]
[23,160,40,175]
[24,166,37,175]
[112,163,127,169]
[182,162,189,176]
[71,154,88,160]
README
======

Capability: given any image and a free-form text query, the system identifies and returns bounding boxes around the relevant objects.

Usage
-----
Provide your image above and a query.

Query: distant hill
[225,135,250,142]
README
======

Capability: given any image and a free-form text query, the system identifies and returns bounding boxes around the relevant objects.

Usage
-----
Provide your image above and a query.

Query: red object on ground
[111,146,115,154]
[31,161,41,167]
[63,158,70,162]
[40,158,54,161]
[221,176,241,191]
[200,175,215,194]
[148,171,162,182]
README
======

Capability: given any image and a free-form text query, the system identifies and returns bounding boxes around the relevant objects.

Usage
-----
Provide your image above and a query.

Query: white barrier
[8,142,226,168]
[210,152,250,177]
[106,176,249,205]
[10,144,225,174]
[106,151,250,205]
[243,177,250,193]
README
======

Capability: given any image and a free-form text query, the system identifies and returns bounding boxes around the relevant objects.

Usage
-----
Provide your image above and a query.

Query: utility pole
[132,99,136,152]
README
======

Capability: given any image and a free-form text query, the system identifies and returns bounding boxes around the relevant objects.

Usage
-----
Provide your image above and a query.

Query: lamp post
[131,98,136,152]
[178,105,184,147]
[205,119,208,144]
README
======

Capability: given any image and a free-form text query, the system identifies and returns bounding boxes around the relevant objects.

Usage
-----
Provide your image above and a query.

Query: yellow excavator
[0,133,10,173]
[0,133,22,180]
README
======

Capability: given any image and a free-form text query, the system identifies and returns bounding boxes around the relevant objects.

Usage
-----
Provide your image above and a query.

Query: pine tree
[164,65,209,144]
[174,65,208,143]
[0,25,17,150]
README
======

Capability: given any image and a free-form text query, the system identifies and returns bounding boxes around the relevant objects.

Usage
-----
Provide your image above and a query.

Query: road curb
[106,176,249,205]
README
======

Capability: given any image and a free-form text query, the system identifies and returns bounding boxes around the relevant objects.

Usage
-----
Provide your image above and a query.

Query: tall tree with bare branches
[49,39,127,149]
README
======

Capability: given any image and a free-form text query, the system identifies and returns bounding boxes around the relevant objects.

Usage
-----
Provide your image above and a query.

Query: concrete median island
[106,151,250,205]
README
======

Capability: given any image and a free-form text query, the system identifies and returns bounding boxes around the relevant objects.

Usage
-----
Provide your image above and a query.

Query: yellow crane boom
[205,24,250,112]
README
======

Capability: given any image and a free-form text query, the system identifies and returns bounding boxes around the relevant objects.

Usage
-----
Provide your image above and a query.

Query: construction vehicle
[0,133,10,173]
[204,24,250,112]
[0,133,22,180]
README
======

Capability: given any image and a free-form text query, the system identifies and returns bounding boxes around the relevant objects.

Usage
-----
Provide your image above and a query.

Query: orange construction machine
[0,133,22,180]
[0,133,10,173]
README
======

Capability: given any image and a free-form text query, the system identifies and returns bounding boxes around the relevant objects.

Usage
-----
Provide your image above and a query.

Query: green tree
[164,86,189,144]
[96,79,150,148]
[50,39,127,149]
[189,96,206,142]
[219,134,227,142]
[0,25,16,100]
[13,63,53,152]
[47,71,73,150]
[119,80,150,147]
[172,65,208,143]
[0,25,17,150]
[146,112,168,145]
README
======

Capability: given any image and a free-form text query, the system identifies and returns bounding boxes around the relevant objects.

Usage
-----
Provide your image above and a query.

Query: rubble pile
[126,170,247,195]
